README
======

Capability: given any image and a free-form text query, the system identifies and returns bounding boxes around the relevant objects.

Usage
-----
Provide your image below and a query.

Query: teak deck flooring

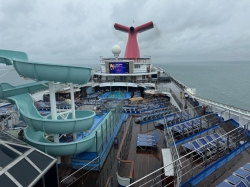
[58,116,166,187]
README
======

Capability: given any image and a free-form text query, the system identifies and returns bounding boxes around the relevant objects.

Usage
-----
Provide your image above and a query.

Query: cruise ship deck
[58,81,250,187]
[1,20,250,187]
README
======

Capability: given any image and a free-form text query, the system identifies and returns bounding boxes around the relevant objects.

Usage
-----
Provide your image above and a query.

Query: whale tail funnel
[114,21,154,58]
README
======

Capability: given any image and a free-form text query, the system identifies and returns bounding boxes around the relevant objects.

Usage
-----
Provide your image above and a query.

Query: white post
[70,83,77,141]
[53,134,61,164]
[49,82,57,120]
[49,82,61,164]
[70,83,76,119]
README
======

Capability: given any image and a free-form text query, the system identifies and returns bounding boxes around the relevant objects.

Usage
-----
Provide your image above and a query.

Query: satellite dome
[112,45,121,55]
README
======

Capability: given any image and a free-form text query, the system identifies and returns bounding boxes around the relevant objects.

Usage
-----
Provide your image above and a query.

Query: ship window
[134,64,140,69]
[142,75,145,79]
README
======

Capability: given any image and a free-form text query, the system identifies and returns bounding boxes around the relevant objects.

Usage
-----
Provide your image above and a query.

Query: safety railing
[127,121,250,187]
[60,156,100,187]
[168,112,222,143]
[179,122,249,186]
[60,103,124,187]
[0,114,12,130]
[194,95,250,117]
[164,115,182,187]
[100,57,151,63]
[116,116,134,181]
[95,102,124,159]
[1,110,22,130]
[169,75,250,118]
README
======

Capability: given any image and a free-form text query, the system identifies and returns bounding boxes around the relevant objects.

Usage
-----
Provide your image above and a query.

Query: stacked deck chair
[182,133,227,160]
[170,119,202,136]
[181,111,190,121]
[137,130,160,151]
[170,123,192,136]
[217,163,250,187]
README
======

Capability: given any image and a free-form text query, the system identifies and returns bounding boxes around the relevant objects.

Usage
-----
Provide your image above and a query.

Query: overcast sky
[0,0,250,67]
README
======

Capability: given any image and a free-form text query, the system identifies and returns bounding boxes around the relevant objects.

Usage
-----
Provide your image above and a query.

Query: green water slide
[0,49,96,156]
[13,59,91,84]
[8,93,95,134]
[0,49,28,65]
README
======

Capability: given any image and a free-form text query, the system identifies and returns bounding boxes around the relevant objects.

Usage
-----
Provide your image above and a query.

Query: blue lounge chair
[182,140,205,157]
[225,175,248,187]
[188,122,199,130]
[205,134,225,148]
[192,119,201,127]
[233,168,250,186]
[212,133,227,144]
[137,138,158,150]
[171,124,189,134]
[191,141,206,153]
[216,163,250,187]
[242,163,250,172]
[138,130,159,140]
[217,175,248,187]
[137,131,160,150]
[216,181,234,187]
[197,138,216,152]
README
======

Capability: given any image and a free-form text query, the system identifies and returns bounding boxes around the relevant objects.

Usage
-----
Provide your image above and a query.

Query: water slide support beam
[70,83,77,141]
[49,81,61,164]
[49,81,57,120]
[54,134,61,164]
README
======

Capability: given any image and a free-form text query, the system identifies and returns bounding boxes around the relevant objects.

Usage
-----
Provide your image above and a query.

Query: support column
[54,134,61,164]
[49,82,57,120]
[49,82,61,164]
[70,83,76,119]
[70,83,77,141]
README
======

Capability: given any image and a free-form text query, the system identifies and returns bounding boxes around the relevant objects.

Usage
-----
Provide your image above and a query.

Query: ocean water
[0,61,249,111]
[154,61,250,111]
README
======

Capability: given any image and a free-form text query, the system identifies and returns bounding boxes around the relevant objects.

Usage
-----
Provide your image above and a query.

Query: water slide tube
[0,50,98,156]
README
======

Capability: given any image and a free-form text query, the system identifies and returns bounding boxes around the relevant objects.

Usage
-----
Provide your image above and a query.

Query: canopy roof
[144,90,163,95]
[0,130,57,186]
[99,82,138,87]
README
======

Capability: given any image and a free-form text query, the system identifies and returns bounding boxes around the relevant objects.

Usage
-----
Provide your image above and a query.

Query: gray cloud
[0,0,250,66]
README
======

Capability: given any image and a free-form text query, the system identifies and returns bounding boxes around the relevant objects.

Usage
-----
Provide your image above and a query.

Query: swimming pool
[99,91,131,100]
